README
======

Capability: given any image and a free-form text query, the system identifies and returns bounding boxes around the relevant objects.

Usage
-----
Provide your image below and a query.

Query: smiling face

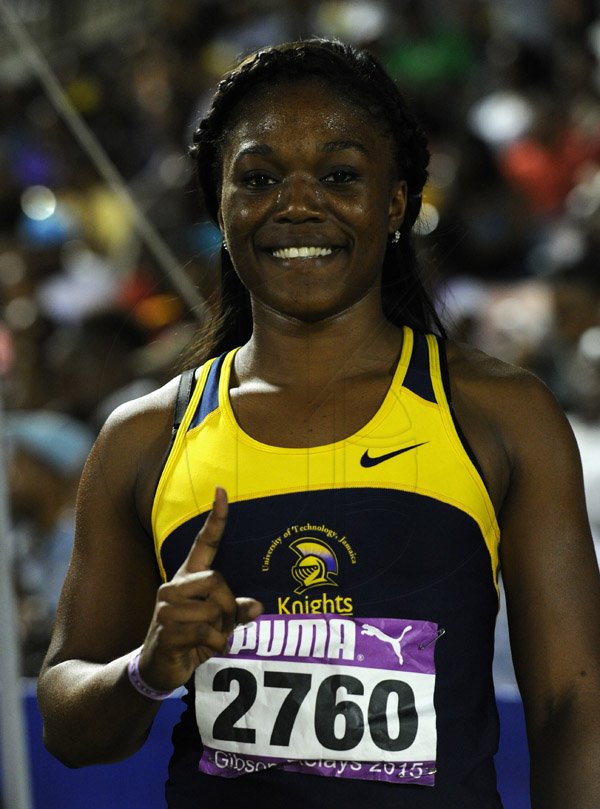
[217,79,407,325]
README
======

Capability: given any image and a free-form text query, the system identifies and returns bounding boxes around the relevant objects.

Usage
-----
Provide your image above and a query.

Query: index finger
[179,487,228,574]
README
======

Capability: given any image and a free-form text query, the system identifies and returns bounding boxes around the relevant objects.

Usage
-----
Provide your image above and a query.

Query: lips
[270,246,334,259]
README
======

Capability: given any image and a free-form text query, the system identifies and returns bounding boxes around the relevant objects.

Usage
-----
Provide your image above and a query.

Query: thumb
[235,597,264,626]
[180,487,228,573]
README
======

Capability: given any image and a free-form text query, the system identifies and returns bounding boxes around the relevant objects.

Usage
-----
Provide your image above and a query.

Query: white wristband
[126,650,175,701]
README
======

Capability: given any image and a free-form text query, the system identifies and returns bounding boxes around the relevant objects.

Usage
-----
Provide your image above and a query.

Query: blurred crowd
[1,0,599,678]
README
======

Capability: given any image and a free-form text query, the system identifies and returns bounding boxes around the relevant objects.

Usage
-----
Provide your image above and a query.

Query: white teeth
[272,246,334,259]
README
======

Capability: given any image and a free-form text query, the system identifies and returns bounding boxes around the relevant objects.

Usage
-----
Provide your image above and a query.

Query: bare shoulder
[94,375,180,470]
[443,340,576,510]
[446,339,538,389]
[445,339,565,428]
[87,374,183,533]
[101,374,181,433]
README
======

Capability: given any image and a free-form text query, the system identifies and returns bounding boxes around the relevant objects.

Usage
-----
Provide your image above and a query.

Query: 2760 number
[212,668,418,752]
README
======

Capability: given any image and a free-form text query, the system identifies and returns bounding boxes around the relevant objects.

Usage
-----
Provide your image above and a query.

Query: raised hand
[138,487,263,691]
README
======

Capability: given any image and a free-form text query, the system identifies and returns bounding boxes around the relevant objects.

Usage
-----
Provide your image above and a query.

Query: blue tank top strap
[156,367,196,485]
[402,330,436,402]
[173,368,196,432]
[437,337,490,492]
[189,352,227,430]
[436,336,453,402]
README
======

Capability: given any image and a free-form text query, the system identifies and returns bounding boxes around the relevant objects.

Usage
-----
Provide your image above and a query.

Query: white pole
[0,375,34,809]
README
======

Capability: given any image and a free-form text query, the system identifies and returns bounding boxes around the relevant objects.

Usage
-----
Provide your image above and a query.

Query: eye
[321,168,359,184]
[242,171,277,188]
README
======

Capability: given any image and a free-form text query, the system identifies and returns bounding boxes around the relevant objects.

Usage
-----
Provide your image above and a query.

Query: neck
[237,298,403,388]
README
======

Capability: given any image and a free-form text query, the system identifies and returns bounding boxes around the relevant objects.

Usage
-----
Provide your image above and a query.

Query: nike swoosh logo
[360,442,428,468]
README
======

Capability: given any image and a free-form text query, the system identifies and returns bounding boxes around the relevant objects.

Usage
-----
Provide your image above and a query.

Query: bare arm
[37,395,167,765]
[37,384,261,767]
[498,375,600,807]
[448,341,600,806]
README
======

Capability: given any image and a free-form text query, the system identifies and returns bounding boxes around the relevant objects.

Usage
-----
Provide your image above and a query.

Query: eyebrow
[235,139,369,158]
[237,143,273,157]
[321,140,369,156]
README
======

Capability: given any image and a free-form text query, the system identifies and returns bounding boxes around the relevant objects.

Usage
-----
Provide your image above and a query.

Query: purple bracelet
[127,650,175,701]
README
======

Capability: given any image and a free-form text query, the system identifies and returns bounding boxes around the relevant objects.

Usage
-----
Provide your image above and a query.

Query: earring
[222,239,228,252]
[391,229,401,244]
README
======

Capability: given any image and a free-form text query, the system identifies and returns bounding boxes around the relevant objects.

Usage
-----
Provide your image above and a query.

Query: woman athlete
[37,40,600,808]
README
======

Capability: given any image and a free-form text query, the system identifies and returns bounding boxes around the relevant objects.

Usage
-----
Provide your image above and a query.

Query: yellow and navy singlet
[153,326,503,808]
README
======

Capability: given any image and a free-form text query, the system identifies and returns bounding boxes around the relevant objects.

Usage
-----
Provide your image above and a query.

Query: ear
[388,180,408,236]
[217,208,224,234]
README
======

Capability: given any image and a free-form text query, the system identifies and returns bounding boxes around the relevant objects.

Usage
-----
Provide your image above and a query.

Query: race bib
[195,615,440,786]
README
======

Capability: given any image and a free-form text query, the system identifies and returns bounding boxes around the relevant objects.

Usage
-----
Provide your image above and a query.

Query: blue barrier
[5,688,530,808]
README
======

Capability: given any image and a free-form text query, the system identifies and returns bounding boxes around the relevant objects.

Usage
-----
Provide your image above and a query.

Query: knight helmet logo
[290,538,338,594]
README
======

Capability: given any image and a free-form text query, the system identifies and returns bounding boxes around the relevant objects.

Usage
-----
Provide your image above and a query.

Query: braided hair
[189,38,445,359]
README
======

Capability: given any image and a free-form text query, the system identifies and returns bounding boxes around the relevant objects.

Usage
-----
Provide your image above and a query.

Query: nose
[273,174,325,223]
